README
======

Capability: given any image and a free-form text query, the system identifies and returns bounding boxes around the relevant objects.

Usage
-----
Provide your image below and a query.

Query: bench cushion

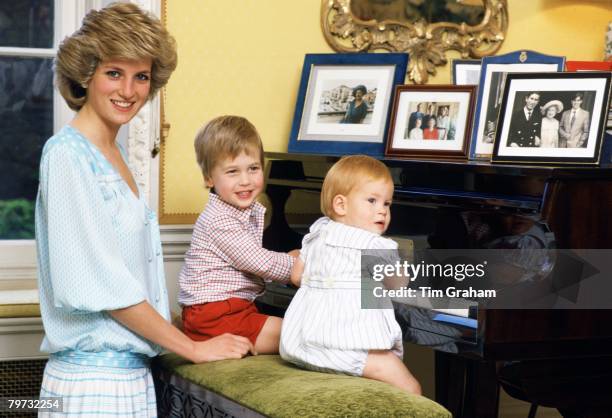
[156,353,450,418]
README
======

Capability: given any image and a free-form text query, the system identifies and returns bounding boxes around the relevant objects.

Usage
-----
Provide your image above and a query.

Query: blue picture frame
[469,50,565,160]
[288,53,408,157]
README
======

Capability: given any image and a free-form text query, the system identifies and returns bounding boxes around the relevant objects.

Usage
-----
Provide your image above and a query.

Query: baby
[280,155,421,394]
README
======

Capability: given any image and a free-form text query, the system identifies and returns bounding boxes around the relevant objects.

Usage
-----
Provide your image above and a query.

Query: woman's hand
[109,301,255,364]
[191,333,256,363]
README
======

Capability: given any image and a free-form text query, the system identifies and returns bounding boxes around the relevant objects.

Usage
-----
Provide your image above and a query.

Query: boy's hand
[288,249,300,258]
[192,333,256,362]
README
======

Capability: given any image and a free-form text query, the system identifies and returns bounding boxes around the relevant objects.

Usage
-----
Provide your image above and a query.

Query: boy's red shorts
[182,298,268,345]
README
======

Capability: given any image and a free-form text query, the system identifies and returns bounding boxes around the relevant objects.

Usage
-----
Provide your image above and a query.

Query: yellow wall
[161,0,611,221]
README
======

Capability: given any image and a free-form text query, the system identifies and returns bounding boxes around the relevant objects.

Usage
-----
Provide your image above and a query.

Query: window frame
[0,0,162,283]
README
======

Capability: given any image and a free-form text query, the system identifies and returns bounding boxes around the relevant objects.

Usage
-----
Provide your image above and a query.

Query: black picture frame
[492,72,612,165]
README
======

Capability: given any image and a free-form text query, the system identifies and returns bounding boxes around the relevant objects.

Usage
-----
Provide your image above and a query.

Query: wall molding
[0,242,37,282]
[127,98,160,206]
[0,317,46,361]
[160,225,192,262]
[125,0,161,208]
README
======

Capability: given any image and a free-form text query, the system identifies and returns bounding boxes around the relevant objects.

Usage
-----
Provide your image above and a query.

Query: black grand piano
[258,152,612,418]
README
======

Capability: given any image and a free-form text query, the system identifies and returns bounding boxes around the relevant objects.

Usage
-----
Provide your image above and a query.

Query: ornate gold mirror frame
[321,0,508,84]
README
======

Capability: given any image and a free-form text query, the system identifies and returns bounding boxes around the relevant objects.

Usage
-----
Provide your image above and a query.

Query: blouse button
[148,257,153,262]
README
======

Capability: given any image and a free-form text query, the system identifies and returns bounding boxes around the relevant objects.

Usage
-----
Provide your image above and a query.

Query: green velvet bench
[153,353,451,418]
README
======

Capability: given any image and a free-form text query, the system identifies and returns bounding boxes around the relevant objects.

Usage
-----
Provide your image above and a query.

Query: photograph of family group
[404,102,458,141]
[505,90,594,149]
[385,85,475,159]
[317,81,377,124]
[493,71,611,165]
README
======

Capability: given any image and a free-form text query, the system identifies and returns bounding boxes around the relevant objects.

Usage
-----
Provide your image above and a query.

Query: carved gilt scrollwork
[321,0,508,84]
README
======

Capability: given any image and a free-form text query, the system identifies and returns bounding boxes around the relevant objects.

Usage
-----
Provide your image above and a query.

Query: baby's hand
[288,249,300,258]
[290,275,301,287]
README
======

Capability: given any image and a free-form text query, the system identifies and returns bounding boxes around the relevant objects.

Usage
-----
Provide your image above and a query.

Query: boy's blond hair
[321,155,393,219]
[194,115,264,183]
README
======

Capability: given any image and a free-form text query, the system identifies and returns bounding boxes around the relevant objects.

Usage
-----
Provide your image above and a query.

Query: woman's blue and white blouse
[35,125,169,358]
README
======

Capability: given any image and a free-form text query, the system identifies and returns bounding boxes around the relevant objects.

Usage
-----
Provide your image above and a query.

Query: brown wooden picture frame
[385,85,476,160]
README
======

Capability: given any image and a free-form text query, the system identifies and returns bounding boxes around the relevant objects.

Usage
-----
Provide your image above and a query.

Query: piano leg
[466,359,500,418]
[435,352,500,418]
[435,351,465,414]
[263,184,304,252]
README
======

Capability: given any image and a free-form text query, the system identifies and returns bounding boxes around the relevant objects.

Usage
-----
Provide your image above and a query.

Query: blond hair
[194,115,264,183]
[55,2,177,111]
[321,155,393,218]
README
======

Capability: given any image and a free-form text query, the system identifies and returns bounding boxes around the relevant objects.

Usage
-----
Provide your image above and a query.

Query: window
[0,1,55,239]
[0,1,162,281]
[0,1,86,276]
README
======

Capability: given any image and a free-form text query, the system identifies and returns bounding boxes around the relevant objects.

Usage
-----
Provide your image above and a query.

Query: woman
[423,116,439,139]
[539,100,563,148]
[36,4,253,416]
[340,85,369,124]
[407,117,424,140]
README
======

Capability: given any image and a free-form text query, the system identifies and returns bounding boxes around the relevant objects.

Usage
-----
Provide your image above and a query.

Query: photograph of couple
[404,102,458,141]
[506,91,594,149]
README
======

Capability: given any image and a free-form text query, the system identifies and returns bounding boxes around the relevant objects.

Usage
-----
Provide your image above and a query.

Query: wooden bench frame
[153,362,266,418]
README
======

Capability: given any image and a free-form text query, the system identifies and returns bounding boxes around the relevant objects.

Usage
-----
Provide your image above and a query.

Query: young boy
[179,115,297,354]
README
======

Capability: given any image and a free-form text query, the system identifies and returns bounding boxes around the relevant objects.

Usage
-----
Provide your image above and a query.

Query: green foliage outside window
[0,199,35,239]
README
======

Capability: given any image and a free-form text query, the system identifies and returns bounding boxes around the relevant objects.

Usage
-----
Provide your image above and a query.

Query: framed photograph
[385,85,476,159]
[288,53,408,157]
[469,50,565,160]
[492,72,612,165]
[452,59,482,86]
[566,61,612,72]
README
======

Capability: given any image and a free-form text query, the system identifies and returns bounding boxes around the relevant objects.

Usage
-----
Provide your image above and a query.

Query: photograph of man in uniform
[507,92,541,147]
